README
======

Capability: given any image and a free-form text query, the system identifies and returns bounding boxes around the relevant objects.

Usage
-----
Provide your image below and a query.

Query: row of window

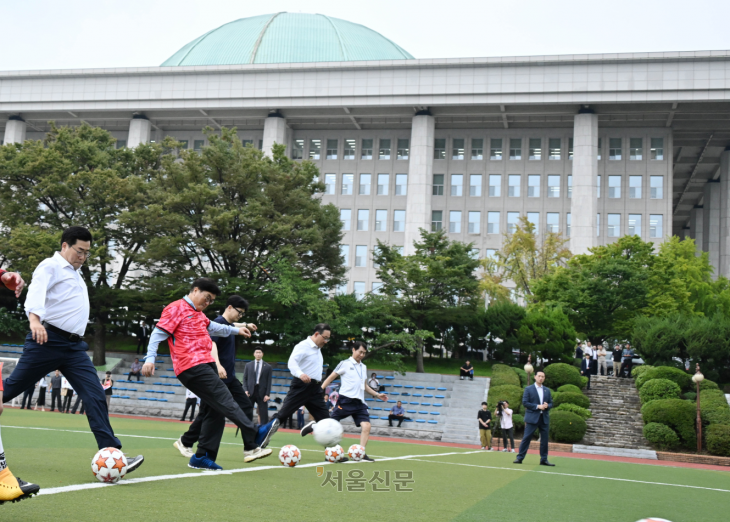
[293,137,666,162]
[324,172,664,200]
[429,211,663,238]
[340,209,406,232]
[116,139,261,151]
[336,281,384,299]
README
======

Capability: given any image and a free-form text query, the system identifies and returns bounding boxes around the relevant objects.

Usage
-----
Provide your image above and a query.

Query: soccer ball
[312,418,344,447]
[279,445,302,467]
[635,519,673,522]
[348,444,366,461]
[324,445,345,463]
[91,447,128,483]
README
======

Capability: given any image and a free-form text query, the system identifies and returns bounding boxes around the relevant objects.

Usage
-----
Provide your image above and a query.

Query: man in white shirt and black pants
[254,323,332,448]
[2,227,144,474]
[319,341,387,462]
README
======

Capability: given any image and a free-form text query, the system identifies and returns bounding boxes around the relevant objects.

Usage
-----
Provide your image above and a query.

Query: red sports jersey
[156,299,214,375]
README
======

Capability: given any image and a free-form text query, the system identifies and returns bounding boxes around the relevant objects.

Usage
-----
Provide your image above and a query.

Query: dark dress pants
[273,378,329,423]
[50,388,62,411]
[251,384,269,424]
[3,331,122,449]
[20,386,35,409]
[516,415,549,463]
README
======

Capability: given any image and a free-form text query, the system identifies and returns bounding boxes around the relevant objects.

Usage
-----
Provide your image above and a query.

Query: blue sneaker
[188,453,223,471]
[255,418,280,449]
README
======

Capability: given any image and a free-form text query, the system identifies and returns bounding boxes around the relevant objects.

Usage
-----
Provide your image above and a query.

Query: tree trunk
[93,315,106,367]
[415,337,425,373]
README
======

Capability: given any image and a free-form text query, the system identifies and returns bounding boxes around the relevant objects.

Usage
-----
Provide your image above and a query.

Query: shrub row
[490,364,522,388]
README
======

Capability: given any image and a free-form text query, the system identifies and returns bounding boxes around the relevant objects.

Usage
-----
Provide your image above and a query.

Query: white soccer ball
[91,447,128,483]
[348,444,366,461]
[312,418,344,447]
[635,519,673,522]
[324,445,345,463]
[279,445,302,467]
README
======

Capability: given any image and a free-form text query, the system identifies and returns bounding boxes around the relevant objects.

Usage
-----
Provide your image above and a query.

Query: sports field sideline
[1,408,728,522]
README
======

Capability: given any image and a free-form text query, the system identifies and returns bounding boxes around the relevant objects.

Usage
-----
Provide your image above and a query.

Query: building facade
[1,13,729,292]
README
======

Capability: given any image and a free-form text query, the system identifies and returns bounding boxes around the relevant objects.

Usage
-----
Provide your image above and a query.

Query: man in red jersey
[142,278,271,470]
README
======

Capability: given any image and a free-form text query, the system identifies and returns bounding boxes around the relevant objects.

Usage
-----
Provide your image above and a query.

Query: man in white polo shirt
[318,341,387,462]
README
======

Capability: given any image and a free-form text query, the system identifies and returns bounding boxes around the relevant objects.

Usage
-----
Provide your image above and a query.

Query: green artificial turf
[1,409,728,521]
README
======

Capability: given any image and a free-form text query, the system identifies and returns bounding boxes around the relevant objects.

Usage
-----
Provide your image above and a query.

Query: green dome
[162,12,414,66]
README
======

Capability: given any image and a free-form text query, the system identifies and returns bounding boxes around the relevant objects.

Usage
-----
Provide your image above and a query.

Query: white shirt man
[288,337,324,382]
[334,357,367,402]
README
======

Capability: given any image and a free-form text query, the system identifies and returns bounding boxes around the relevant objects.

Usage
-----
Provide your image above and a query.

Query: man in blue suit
[513,370,555,466]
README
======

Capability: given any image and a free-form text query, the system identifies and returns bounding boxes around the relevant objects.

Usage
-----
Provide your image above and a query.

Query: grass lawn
[1,409,728,521]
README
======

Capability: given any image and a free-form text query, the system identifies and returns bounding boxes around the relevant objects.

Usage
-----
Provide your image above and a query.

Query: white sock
[0,424,6,470]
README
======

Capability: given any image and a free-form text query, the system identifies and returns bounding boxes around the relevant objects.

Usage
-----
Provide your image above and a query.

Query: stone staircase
[440,378,490,445]
[582,375,652,450]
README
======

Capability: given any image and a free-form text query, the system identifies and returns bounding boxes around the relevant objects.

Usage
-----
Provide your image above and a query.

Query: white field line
[38,450,484,496]
[408,458,730,494]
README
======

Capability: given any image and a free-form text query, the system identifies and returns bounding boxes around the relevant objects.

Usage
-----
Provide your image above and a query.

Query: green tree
[482,300,526,363]
[0,123,163,364]
[532,235,653,342]
[517,306,577,365]
[372,230,480,372]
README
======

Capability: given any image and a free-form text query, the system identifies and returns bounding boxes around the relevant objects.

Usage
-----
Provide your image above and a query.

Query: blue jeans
[3,331,122,449]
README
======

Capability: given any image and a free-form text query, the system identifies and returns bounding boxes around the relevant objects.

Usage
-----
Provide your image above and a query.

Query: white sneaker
[511,449,516,453]
[174,438,194,458]
[244,447,272,463]
[481,446,485,450]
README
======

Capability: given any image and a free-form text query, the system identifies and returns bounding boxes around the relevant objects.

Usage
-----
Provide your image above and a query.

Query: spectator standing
[622,344,635,377]
[136,321,149,355]
[128,358,143,382]
[34,375,48,411]
[580,353,592,390]
[324,394,333,413]
[101,372,113,409]
[597,345,608,377]
[329,389,339,409]
[575,343,584,360]
[181,388,198,422]
[20,384,35,410]
[243,349,272,425]
[478,402,492,450]
[496,400,515,452]
[367,373,383,392]
[389,401,405,427]
[296,406,306,430]
[70,392,85,415]
[460,360,474,381]
[49,370,62,412]
[612,345,624,378]
[585,342,598,375]
[61,377,74,413]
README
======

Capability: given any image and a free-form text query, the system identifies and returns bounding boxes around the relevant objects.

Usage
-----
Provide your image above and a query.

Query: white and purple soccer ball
[91,447,128,483]
[312,418,343,447]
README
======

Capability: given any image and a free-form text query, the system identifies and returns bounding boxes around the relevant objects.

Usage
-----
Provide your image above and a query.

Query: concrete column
[3,116,27,144]
[703,181,721,276]
[262,112,288,158]
[404,111,435,255]
[719,150,730,277]
[569,111,599,255]
[690,207,704,257]
[127,115,152,148]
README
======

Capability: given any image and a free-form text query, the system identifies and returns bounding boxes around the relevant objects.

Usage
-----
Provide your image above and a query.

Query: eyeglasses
[70,245,91,259]
[234,307,246,317]
[320,335,331,343]
[202,294,215,305]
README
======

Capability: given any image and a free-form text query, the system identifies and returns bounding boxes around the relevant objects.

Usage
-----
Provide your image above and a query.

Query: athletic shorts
[330,396,370,427]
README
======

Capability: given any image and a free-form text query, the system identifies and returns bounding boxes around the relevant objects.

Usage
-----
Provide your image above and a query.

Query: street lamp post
[692,363,704,454]
[524,355,534,387]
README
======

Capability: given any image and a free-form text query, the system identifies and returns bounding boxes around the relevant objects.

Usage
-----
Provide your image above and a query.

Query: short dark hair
[313,323,331,335]
[227,295,249,311]
[481,401,487,406]
[536,370,545,376]
[61,226,92,247]
[191,277,220,296]
[254,348,263,353]
[397,400,402,404]
[351,341,367,352]
[105,371,111,375]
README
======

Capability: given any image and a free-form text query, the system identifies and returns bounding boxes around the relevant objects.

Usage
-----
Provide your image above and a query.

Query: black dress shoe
[512,459,522,464]
[540,461,555,467]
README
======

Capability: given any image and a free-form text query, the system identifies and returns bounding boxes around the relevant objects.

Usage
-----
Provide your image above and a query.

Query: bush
[683,392,697,401]
[632,364,654,379]
[700,379,719,391]
[641,399,697,448]
[490,364,521,388]
[555,403,592,420]
[553,391,590,409]
[643,422,680,450]
[557,384,582,394]
[639,367,693,392]
[543,363,583,390]
[580,376,588,389]
[513,367,528,387]
[639,378,681,404]
[700,389,730,426]
[549,411,587,443]
[706,425,730,457]
[512,414,525,432]
[487,385,524,415]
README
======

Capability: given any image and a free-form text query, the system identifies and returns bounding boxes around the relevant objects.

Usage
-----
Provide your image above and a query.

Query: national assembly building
[2,12,730,294]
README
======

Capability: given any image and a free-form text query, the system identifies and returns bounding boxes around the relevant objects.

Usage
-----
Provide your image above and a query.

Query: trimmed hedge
[632,364,654,379]
[487,385,524,415]
[637,366,692,392]
[641,399,697,448]
[512,414,525,432]
[639,378,681,404]
[543,363,584,390]
[553,391,590,410]
[700,379,719,391]
[557,384,582,394]
[700,389,730,426]
[555,403,592,420]
[706,424,730,457]
[643,422,680,450]
[549,411,587,443]
[683,392,697,401]
[513,367,528,387]
[490,364,521,388]
[580,376,589,389]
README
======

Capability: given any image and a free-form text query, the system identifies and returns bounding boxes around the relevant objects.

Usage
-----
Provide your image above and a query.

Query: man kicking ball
[318,341,387,462]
